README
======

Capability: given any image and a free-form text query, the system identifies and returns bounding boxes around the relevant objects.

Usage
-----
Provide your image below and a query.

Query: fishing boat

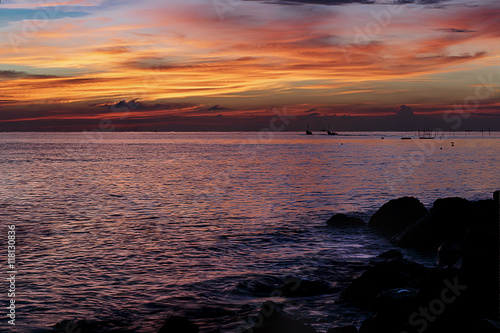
[327,124,338,136]
[306,124,313,135]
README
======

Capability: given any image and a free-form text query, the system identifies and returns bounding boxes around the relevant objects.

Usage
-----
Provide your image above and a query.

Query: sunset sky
[0,0,499,131]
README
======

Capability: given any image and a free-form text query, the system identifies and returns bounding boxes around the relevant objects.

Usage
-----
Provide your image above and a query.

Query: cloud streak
[0,0,498,129]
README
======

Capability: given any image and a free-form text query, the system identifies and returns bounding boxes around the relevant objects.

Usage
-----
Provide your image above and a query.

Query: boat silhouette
[327,124,338,136]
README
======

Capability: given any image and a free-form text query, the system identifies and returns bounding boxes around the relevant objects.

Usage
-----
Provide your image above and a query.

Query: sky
[0,0,499,131]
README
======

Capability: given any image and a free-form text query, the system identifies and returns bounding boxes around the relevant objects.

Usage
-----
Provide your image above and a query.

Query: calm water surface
[0,132,499,332]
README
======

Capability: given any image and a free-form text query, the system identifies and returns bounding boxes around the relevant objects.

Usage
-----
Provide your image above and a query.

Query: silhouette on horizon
[327,124,338,136]
[306,124,313,135]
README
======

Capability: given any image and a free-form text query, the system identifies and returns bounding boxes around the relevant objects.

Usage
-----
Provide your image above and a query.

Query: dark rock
[52,319,95,333]
[410,264,496,333]
[436,242,461,267]
[158,316,199,333]
[373,249,403,261]
[340,259,430,305]
[494,191,499,222]
[372,288,418,316]
[469,199,497,228]
[358,314,411,333]
[327,325,358,333]
[327,214,365,227]
[414,266,461,306]
[250,301,316,333]
[494,190,499,209]
[459,225,499,320]
[476,319,500,332]
[355,192,500,333]
[391,197,483,249]
[369,197,427,233]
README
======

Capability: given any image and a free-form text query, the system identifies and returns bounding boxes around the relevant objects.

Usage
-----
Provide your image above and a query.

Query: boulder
[494,190,499,219]
[158,316,199,333]
[250,301,316,333]
[436,242,461,268]
[52,319,95,333]
[469,199,497,228]
[372,288,418,316]
[358,314,411,333]
[327,325,358,333]
[372,249,403,262]
[368,197,427,233]
[340,259,430,305]
[391,197,476,249]
[326,214,365,227]
[476,319,500,333]
[459,225,499,320]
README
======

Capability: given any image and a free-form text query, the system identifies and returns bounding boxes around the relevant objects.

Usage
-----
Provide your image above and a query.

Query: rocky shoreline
[52,192,499,333]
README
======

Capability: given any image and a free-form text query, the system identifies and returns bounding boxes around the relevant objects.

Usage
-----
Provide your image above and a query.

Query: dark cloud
[95,46,130,54]
[0,100,20,105]
[207,105,229,111]
[435,28,477,33]
[247,0,447,5]
[235,57,258,61]
[250,0,375,5]
[416,51,486,62]
[96,99,198,112]
[0,70,58,80]
[305,108,317,113]
[394,104,414,117]
[97,99,141,110]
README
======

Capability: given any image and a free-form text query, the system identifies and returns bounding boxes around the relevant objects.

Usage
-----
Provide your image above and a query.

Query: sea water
[0,131,498,332]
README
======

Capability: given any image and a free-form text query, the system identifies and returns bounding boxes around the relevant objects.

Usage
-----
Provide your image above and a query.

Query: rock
[358,314,410,333]
[250,301,316,333]
[416,266,480,331]
[355,192,500,333]
[391,197,481,249]
[414,266,461,306]
[327,325,358,333]
[52,319,95,333]
[494,190,499,214]
[436,242,461,268]
[372,288,418,316]
[326,214,365,227]
[476,319,500,332]
[368,197,427,233]
[373,249,403,261]
[158,316,199,333]
[469,199,497,228]
[459,225,499,320]
[340,259,430,305]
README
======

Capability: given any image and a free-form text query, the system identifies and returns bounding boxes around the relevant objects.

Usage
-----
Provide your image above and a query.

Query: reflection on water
[0,132,498,332]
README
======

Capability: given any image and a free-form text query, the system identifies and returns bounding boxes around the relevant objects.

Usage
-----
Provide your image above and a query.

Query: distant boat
[401,137,412,140]
[327,125,338,136]
[306,124,313,135]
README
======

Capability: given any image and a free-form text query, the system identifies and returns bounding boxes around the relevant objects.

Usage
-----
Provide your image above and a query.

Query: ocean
[1,131,499,332]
